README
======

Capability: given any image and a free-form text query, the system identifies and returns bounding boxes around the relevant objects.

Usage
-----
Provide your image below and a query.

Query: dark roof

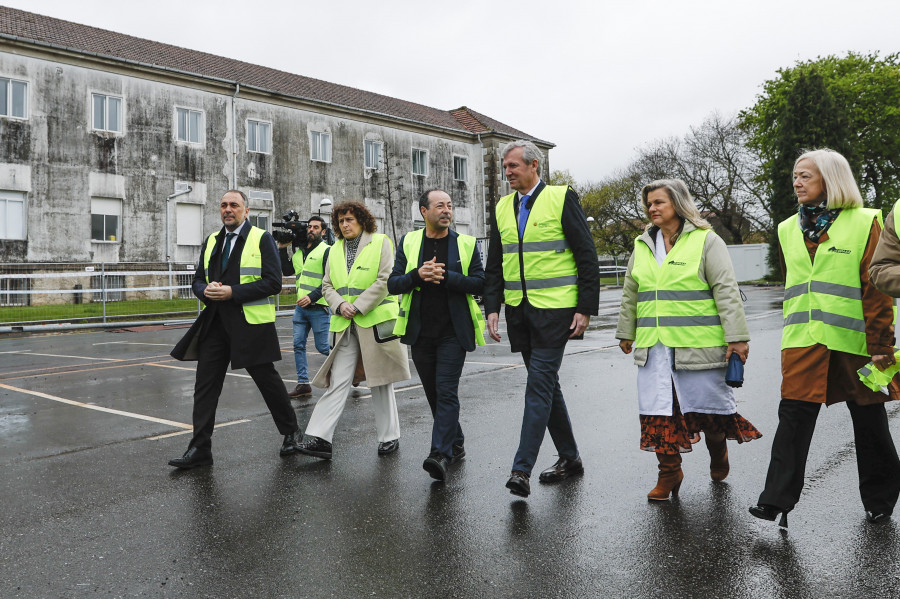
[0,6,550,144]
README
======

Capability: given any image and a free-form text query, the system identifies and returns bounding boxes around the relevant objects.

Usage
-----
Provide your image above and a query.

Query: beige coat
[869,205,900,297]
[311,231,411,389]
[616,222,750,370]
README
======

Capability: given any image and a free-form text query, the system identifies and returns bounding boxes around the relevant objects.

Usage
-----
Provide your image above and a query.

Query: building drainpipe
[232,83,240,189]
[477,132,487,239]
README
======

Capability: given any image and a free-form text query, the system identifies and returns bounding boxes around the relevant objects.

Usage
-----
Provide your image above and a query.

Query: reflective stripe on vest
[495,185,578,308]
[327,234,399,332]
[392,229,486,346]
[202,226,275,324]
[630,228,725,348]
[293,242,330,306]
[779,207,882,355]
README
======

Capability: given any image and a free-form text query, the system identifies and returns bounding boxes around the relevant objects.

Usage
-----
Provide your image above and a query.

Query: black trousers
[411,335,467,459]
[189,314,298,451]
[758,398,900,514]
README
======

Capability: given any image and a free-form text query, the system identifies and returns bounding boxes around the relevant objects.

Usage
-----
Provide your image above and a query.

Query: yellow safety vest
[779,207,881,355]
[631,228,725,348]
[292,242,330,306]
[392,229,486,346]
[202,226,275,324]
[328,234,399,332]
[495,185,578,309]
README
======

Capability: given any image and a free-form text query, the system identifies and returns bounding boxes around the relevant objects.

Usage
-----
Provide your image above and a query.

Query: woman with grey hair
[617,179,761,501]
[750,149,900,527]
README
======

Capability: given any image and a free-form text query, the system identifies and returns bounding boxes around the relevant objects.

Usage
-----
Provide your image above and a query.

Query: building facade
[0,6,553,267]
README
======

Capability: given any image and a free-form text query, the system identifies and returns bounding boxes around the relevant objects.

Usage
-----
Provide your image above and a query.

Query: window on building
[176,203,203,246]
[176,108,203,144]
[176,272,194,299]
[412,149,428,176]
[311,131,332,162]
[0,276,29,307]
[249,212,270,230]
[92,93,123,132]
[0,77,27,119]
[91,274,125,302]
[248,119,271,153]
[91,197,122,242]
[453,156,468,181]
[0,190,26,240]
[364,140,382,169]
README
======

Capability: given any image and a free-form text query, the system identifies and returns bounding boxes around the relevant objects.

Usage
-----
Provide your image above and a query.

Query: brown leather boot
[705,432,729,481]
[647,453,684,501]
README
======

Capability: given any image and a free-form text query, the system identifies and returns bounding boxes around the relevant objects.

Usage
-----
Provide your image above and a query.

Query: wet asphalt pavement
[2,286,900,598]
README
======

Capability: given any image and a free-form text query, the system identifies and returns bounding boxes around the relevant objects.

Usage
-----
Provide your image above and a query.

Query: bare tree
[633,113,769,244]
[380,142,404,243]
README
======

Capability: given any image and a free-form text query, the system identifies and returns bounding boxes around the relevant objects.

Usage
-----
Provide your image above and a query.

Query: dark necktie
[518,194,531,239]
[221,232,236,272]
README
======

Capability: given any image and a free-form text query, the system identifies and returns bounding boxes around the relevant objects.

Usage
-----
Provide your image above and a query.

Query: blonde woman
[617,179,761,501]
[750,149,900,527]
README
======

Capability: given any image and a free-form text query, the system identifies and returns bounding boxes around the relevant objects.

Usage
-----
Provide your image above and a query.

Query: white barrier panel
[727,243,769,281]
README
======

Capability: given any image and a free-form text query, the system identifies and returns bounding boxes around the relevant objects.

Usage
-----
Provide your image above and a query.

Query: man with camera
[278,216,332,398]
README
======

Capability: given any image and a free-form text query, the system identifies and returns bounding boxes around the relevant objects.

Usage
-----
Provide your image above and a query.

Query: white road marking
[147,419,251,440]
[148,362,295,385]
[0,382,191,429]
[1,351,121,362]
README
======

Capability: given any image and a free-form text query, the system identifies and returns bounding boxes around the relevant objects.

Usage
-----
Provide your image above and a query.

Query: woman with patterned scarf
[750,149,900,527]
[296,201,410,460]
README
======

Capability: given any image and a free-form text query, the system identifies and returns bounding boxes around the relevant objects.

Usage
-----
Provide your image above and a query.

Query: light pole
[318,198,333,242]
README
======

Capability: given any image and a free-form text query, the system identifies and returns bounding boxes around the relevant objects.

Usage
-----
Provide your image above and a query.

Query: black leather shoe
[378,439,400,455]
[506,470,530,497]
[423,454,449,481]
[297,436,333,460]
[168,447,213,469]
[538,455,584,483]
[280,431,302,456]
[866,510,890,524]
[450,444,466,464]
[749,504,789,528]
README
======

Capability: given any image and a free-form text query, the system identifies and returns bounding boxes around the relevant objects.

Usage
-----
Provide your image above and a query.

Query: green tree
[744,67,855,268]
[741,52,900,211]
[549,168,578,190]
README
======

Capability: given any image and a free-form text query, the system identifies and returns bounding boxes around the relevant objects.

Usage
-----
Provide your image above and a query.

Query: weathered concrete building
[0,6,553,268]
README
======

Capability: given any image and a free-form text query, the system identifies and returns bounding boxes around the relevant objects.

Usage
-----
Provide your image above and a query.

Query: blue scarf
[798,202,840,243]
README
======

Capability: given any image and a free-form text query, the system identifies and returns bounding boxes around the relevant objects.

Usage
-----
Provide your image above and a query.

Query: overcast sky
[7,0,899,183]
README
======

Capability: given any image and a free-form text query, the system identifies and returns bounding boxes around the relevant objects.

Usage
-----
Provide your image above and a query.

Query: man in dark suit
[169,190,301,469]
[388,189,485,481]
[484,140,599,498]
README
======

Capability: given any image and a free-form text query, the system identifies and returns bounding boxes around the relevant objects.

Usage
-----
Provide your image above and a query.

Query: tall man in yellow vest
[169,190,301,468]
[485,140,600,498]
[388,189,485,481]
[278,216,331,399]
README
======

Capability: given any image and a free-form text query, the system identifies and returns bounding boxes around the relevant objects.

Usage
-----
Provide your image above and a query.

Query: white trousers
[304,326,401,443]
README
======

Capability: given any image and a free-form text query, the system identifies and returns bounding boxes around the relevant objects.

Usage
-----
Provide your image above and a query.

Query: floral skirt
[640,391,762,455]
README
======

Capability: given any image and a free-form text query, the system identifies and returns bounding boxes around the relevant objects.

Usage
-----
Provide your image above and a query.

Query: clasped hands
[204,281,233,301]
[418,257,445,284]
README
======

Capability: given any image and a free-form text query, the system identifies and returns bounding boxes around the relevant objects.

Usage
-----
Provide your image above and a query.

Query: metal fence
[0,262,302,329]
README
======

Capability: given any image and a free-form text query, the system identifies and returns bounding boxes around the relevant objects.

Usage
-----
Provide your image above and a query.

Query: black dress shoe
[297,436,333,460]
[423,454,449,481]
[450,444,466,464]
[168,447,213,469]
[280,431,302,456]
[378,439,400,455]
[749,504,789,528]
[866,511,890,524]
[538,455,584,483]
[506,470,530,497]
